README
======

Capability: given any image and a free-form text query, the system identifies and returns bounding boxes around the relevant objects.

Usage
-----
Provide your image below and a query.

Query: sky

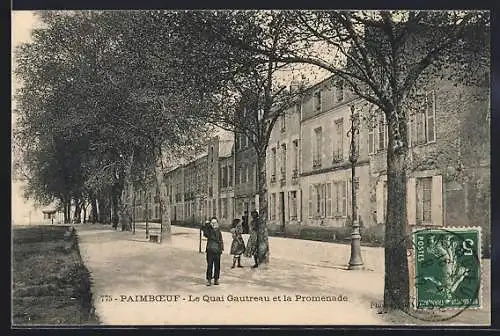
[11,11,48,225]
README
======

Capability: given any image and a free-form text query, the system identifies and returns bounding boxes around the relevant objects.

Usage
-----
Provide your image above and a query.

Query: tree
[181,11,311,264]
[193,10,489,308]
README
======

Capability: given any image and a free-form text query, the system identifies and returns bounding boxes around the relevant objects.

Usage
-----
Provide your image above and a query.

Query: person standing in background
[230,218,245,268]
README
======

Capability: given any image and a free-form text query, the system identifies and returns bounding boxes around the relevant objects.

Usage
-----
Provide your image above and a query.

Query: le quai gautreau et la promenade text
[100,294,350,303]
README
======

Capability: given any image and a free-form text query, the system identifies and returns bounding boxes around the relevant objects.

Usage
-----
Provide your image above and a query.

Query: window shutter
[407,178,417,225]
[376,180,384,224]
[341,181,347,216]
[426,91,436,142]
[326,183,332,217]
[320,184,326,218]
[431,175,443,226]
[308,185,313,218]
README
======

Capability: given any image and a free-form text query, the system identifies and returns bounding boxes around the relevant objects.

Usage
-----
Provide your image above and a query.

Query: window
[411,91,436,146]
[378,112,388,151]
[313,127,323,167]
[309,184,327,218]
[271,147,277,178]
[332,181,347,217]
[281,144,287,180]
[241,166,247,184]
[280,114,286,132]
[223,166,228,188]
[308,185,313,218]
[228,164,233,187]
[333,118,344,162]
[270,193,276,220]
[289,191,298,220]
[235,166,240,185]
[210,146,214,162]
[292,140,299,176]
[212,199,217,217]
[416,177,433,225]
[314,90,322,111]
[221,198,228,219]
[295,103,302,115]
[336,81,344,102]
[326,183,332,217]
[425,92,436,142]
[219,167,224,187]
[368,124,375,154]
[248,165,253,186]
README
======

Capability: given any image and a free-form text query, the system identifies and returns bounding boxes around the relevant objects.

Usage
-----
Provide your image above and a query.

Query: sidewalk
[77,224,384,325]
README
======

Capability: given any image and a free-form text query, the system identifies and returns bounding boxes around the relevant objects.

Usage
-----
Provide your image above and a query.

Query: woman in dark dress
[243,210,260,268]
[230,219,245,268]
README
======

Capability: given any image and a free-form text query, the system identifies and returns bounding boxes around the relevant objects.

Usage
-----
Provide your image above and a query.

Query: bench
[299,228,337,242]
[149,234,161,243]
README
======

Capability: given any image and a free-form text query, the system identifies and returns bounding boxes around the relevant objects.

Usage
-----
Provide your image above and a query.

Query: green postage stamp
[412,227,481,310]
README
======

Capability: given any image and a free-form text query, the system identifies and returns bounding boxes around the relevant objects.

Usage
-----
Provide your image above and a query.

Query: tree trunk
[73,197,82,223]
[256,151,270,264]
[82,200,87,224]
[154,150,171,241]
[65,197,71,224]
[90,196,98,223]
[63,197,70,223]
[118,155,134,231]
[383,106,410,312]
[98,194,111,224]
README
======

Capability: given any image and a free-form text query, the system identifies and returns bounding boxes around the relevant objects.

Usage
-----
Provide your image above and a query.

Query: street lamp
[347,105,364,270]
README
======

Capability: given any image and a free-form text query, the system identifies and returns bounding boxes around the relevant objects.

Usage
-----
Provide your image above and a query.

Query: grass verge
[12,225,99,326]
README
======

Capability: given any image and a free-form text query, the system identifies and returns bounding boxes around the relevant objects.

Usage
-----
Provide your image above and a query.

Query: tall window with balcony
[280,144,287,184]
[271,147,277,183]
[313,127,323,168]
[333,118,344,163]
[410,91,436,146]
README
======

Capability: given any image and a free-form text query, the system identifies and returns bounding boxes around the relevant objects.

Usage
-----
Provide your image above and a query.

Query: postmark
[400,226,482,321]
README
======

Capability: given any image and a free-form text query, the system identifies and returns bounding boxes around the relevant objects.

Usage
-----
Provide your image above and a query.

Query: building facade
[234,131,258,221]
[128,74,490,243]
[267,100,302,232]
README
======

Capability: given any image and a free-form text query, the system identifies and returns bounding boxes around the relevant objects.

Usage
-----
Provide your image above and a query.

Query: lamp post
[347,105,364,270]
